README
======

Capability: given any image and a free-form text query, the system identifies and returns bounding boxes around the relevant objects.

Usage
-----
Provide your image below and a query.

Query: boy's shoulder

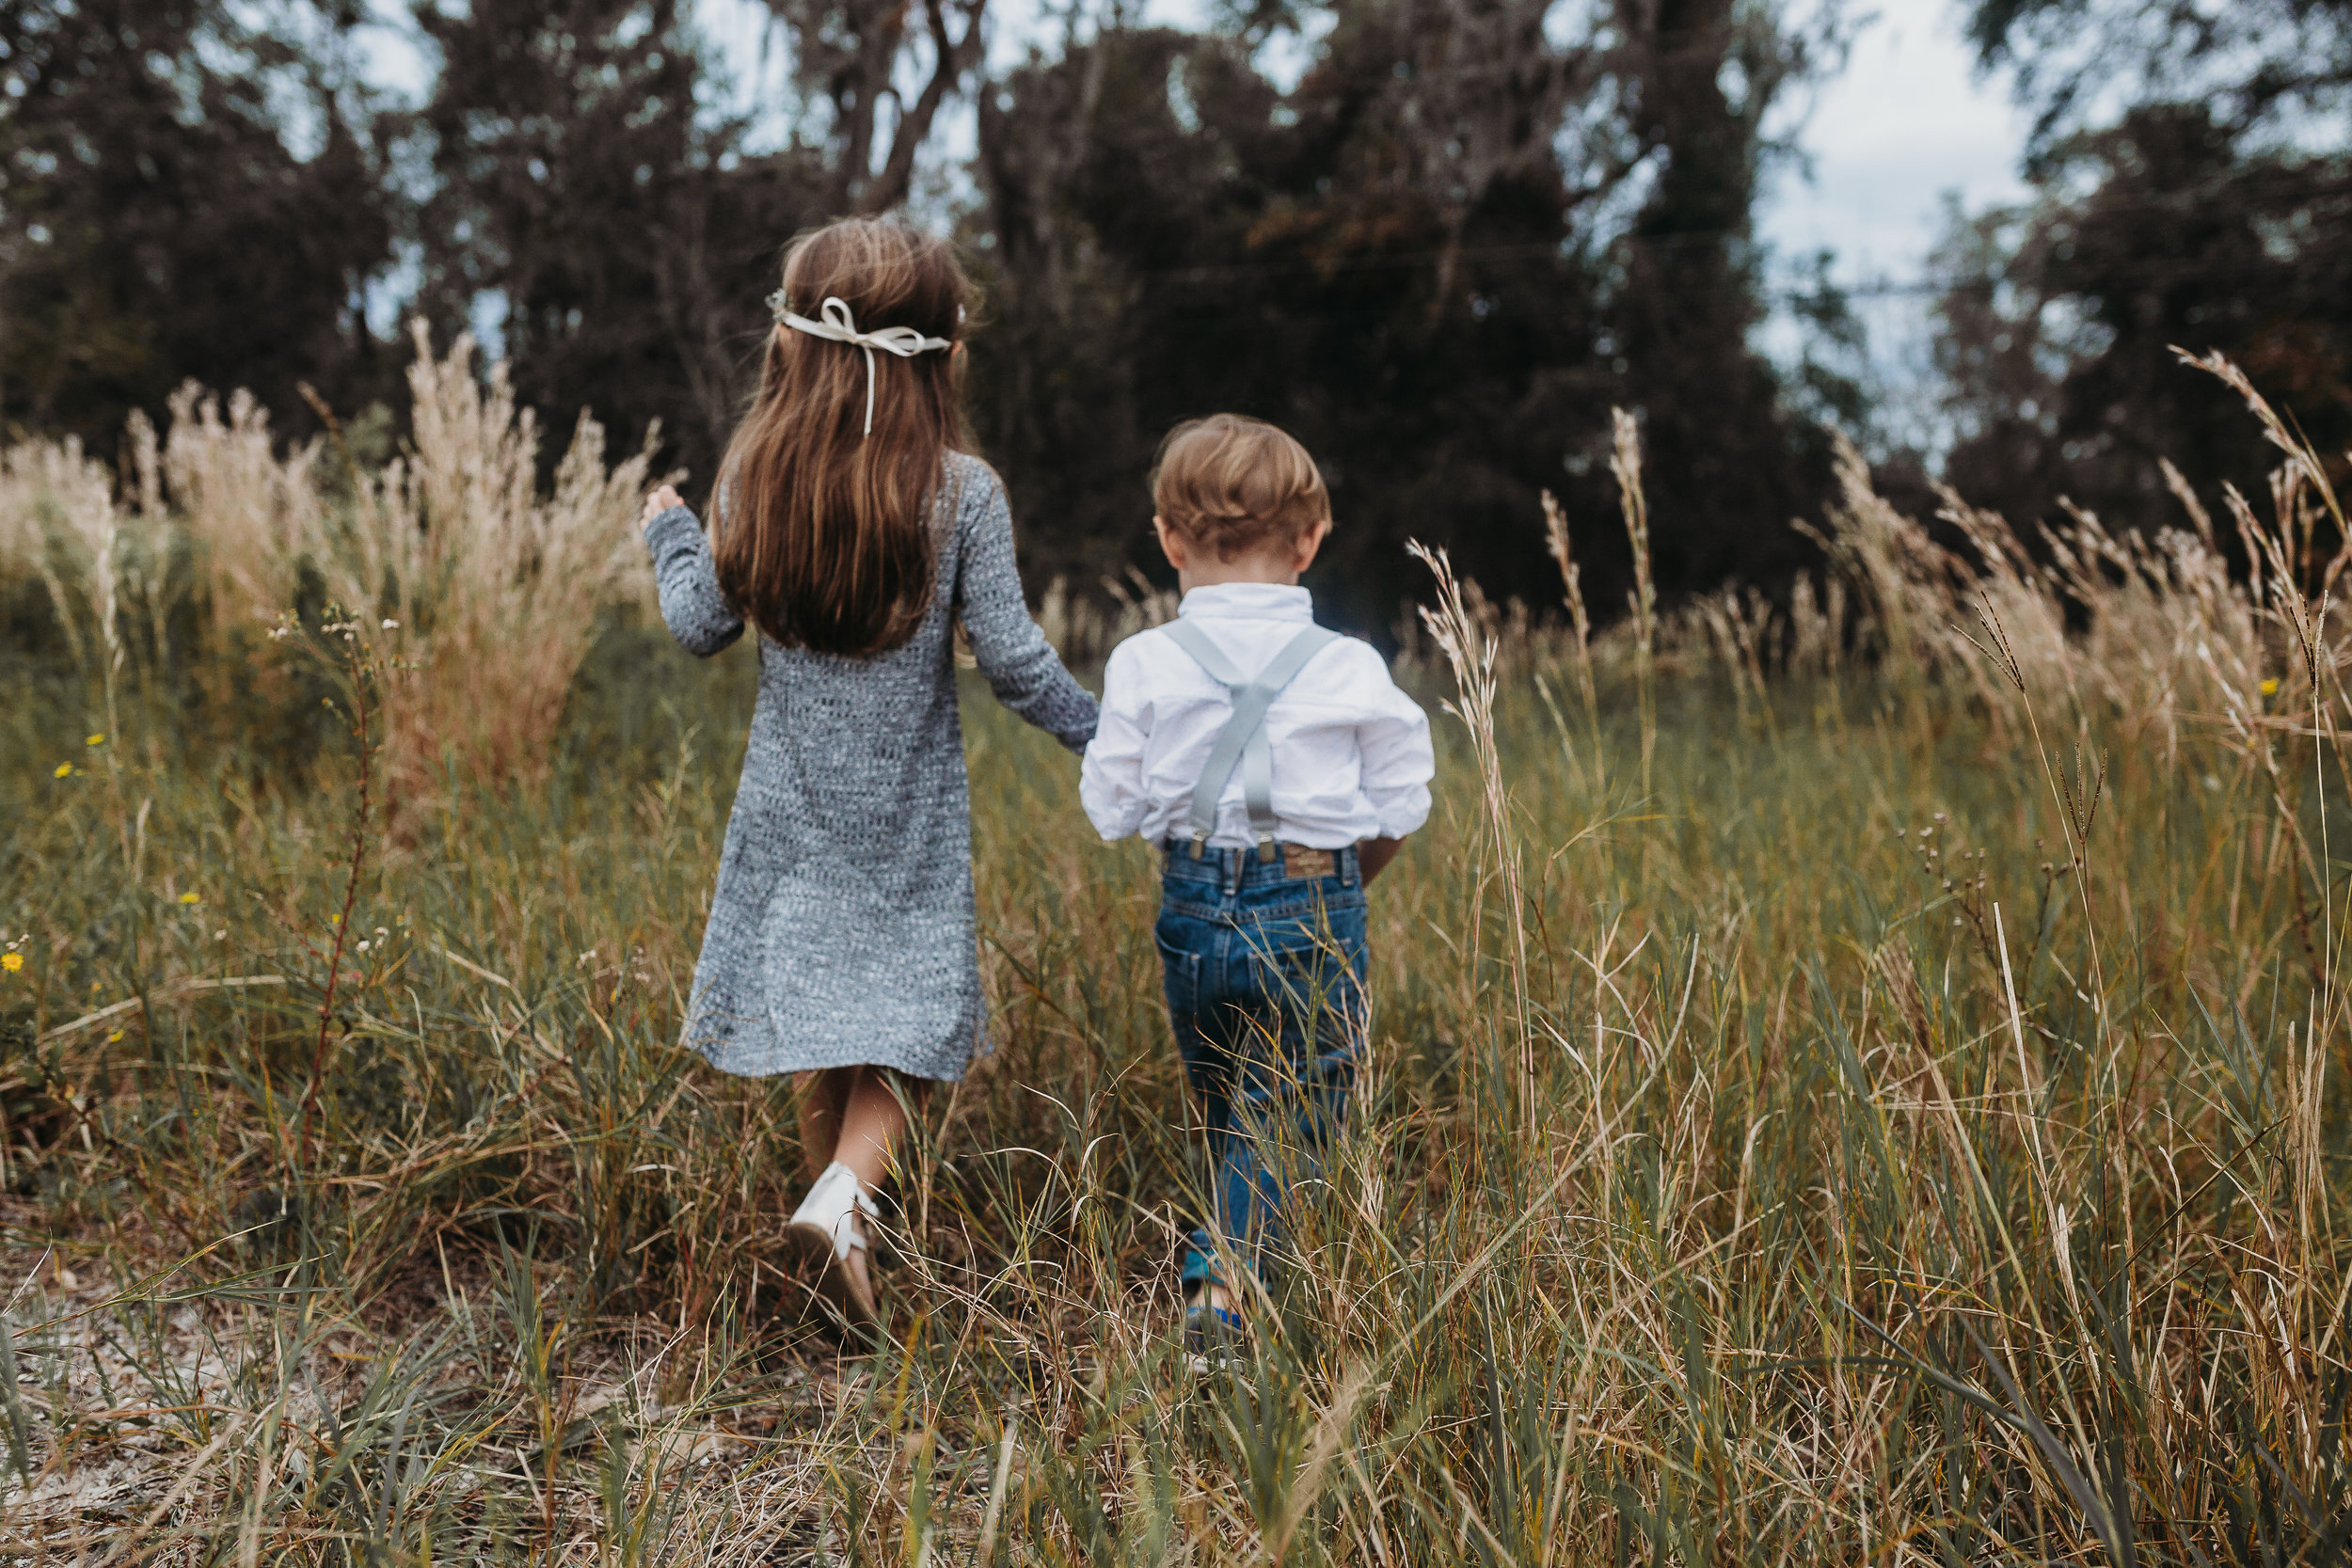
[1100,623,1163,683]
[1105,619,1392,684]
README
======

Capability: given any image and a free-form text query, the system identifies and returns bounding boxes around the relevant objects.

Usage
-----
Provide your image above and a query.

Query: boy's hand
[1359,835,1405,884]
[640,484,684,526]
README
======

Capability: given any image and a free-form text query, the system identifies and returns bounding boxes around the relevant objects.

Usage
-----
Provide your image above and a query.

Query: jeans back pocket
[1242,919,1366,1053]
[1154,927,1206,1026]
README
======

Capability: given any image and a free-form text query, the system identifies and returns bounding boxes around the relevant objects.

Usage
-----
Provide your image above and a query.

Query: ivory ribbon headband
[768,291,953,437]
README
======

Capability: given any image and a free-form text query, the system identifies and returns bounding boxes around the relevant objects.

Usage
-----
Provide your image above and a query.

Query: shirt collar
[1176,581,1314,622]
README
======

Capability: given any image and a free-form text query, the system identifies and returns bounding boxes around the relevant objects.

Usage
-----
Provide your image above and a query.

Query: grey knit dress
[643,453,1099,1082]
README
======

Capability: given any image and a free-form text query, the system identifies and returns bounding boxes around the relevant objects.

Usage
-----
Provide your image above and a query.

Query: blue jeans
[1154,841,1370,1289]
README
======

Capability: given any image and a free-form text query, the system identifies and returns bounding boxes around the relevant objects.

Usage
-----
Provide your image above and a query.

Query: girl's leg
[792,1066,929,1310]
[832,1067,927,1303]
[795,1069,852,1185]
[800,1065,928,1184]
[832,1065,925,1189]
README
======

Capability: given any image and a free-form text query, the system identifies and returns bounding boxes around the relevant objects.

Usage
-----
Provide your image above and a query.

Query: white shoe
[785,1162,881,1322]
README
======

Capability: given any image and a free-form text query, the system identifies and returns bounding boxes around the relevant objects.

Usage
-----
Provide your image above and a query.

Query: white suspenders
[1159,618,1339,860]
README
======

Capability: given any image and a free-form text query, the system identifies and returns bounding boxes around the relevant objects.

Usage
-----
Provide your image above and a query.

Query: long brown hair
[713,219,971,657]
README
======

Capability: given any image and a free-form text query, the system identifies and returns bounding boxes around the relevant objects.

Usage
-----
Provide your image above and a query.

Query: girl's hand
[640,484,685,525]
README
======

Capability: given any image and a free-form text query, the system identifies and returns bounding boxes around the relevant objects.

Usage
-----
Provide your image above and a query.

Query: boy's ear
[1153,514,1189,570]
[1294,515,1333,571]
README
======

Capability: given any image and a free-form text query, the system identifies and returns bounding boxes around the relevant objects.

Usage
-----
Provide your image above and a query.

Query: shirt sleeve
[1355,650,1434,839]
[953,466,1101,752]
[1079,638,1152,842]
[644,505,746,657]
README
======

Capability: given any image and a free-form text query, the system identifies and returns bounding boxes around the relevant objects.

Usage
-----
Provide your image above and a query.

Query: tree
[969,0,1865,626]
[970,0,1662,626]
[414,0,1002,490]
[415,0,833,488]
[1601,0,1852,588]
[1967,0,2352,156]
[1936,0,2352,534]
[0,0,394,450]
[4,0,1861,619]
[1935,104,2352,535]
[762,0,989,214]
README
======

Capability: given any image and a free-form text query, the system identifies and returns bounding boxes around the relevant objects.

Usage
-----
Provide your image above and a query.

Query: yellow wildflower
[52,763,71,778]
[178,892,200,905]
[2261,678,2280,696]
[85,733,103,746]
[0,953,22,974]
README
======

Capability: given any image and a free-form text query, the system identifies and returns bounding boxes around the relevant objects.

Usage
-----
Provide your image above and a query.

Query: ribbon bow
[769,292,953,436]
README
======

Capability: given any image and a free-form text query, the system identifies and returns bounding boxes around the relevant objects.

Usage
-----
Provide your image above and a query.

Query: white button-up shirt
[1080,582,1435,850]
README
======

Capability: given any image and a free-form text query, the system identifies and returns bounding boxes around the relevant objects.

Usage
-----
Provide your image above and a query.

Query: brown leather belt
[1279,845,1337,879]
[1163,839,1341,880]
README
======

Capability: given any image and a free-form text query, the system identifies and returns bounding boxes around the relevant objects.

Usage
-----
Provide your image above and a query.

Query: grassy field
[0,339,2347,1562]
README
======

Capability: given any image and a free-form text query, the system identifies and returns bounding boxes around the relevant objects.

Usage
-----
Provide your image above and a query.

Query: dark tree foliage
[1938,107,2352,534]
[2,0,1857,616]
[0,0,394,451]
[412,0,1002,487]
[763,0,988,215]
[1939,2,2352,537]
[971,0,1843,627]
[1603,0,1843,590]
[1967,0,2352,155]
[414,0,833,485]
[971,17,1607,628]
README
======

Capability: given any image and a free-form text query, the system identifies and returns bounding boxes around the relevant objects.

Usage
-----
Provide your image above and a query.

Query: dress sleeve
[952,466,1100,752]
[644,505,745,657]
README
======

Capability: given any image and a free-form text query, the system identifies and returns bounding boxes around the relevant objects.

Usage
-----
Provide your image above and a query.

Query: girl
[639,219,1098,1323]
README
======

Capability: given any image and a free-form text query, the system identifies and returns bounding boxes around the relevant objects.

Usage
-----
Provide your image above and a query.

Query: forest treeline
[2,0,2347,624]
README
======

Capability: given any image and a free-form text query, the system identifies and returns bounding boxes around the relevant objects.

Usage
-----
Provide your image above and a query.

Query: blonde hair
[714,219,970,657]
[1151,414,1329,562]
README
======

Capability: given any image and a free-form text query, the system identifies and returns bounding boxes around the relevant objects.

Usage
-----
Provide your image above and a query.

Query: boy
[1080,414,1434,1368]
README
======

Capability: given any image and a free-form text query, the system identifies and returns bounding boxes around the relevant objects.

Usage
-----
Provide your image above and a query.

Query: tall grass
[0,343,2345,1561]
[4,325,656,810]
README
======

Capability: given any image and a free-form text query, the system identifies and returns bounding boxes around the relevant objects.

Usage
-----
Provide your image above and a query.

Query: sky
[1764,2,2030,282]
[1756,1,2034,435]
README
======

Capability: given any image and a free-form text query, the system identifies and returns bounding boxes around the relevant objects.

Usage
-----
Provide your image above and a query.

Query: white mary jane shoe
[785,1161,882,1324]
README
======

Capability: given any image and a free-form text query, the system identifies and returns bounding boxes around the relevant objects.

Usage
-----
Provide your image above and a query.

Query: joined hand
[640,484,684,526]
